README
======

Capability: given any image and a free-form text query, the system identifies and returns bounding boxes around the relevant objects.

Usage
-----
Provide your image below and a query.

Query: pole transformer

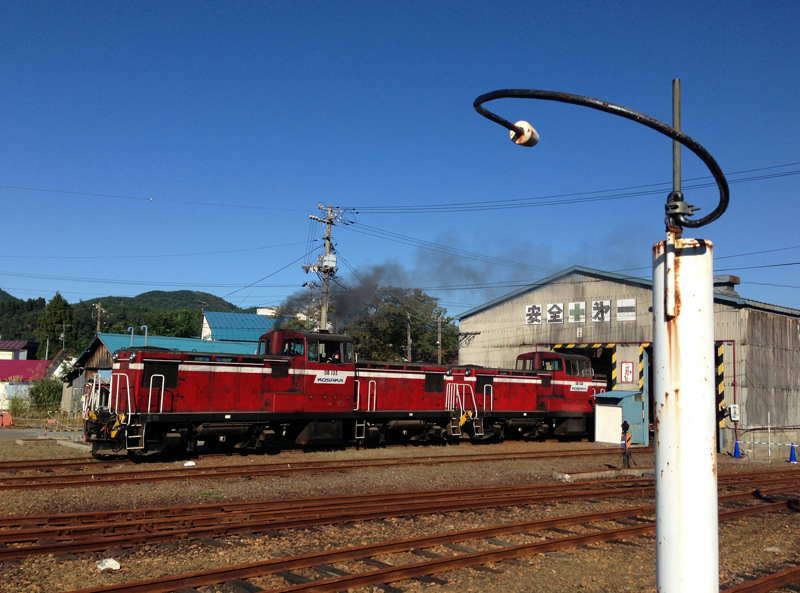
[304,204,342,332]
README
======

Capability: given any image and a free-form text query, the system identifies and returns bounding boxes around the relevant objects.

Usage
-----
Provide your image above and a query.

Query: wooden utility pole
[304,205,342,331]
[437,317,442,364]
[406,313,412,362]
[95,303,102,335]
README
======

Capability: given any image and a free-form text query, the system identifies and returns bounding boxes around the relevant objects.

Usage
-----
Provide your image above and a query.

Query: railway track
[52,490,800,593]
[0,446,653,491]
[1,469,798,562]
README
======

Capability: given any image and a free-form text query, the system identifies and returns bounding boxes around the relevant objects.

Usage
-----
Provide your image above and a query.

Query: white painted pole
[768,412,771,462]
[653,237,719,592]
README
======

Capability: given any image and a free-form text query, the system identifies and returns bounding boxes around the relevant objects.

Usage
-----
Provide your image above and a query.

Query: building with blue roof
[201,312,275,342]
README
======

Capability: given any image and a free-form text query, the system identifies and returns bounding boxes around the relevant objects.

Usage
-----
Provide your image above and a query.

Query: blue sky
[1,1,799,317]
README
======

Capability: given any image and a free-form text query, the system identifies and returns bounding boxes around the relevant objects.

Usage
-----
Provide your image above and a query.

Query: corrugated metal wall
[459,273,800,445]
[459,274,653,368]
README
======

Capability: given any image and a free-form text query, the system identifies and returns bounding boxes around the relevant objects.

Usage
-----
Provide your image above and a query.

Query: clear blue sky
[2,1,799,317]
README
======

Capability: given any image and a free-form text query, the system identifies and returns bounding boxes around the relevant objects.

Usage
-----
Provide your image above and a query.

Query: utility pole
[304,204,342,332]
[54,323,72,353]
[437,317,442,364]
[95,302,102,335]
[406,313,412,362]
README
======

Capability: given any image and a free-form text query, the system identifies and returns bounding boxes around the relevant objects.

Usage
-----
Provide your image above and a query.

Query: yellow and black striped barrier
[715,341,725,428]
[44,411,84,434]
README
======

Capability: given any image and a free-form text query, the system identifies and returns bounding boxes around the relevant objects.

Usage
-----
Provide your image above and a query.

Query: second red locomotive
[84,329,607,457]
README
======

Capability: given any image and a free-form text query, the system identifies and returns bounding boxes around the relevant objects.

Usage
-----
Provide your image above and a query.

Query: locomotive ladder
[355,420,367,441]
[125,416,145,450]
[445,383,482,437]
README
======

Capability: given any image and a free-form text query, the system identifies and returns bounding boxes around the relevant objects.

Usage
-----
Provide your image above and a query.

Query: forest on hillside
[0,289,249,358]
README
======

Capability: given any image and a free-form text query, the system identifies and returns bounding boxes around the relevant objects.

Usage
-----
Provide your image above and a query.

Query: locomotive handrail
[483,384,494,412]
[473,88,729,229]
[111,373,131,414]
[147,374,166,413]
[368,380,377,411]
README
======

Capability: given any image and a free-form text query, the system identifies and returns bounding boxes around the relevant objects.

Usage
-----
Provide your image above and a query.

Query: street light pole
[474,84,728,593]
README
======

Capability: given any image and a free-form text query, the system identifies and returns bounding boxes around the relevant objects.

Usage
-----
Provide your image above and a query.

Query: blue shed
[201,312,275,342]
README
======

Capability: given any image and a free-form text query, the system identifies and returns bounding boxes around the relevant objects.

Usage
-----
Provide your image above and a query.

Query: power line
[348,162,800,214]
[0,242,306,260]
[0,185,308,212]
[222,247,322,299]
[342,223,557,274]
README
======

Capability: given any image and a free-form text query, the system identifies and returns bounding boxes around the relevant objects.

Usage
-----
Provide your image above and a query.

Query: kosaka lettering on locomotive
[83,329,607,457]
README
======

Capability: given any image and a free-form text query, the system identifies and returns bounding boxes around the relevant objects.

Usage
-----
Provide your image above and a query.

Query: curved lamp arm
[474,89,729,229]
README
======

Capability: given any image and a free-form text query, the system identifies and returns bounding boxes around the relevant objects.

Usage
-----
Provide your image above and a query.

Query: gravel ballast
[0,435,798,593]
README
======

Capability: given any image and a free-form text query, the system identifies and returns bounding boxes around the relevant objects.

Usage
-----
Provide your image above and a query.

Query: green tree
[342,286,459,363]
[34,292,77,358]
[28,376,63,411]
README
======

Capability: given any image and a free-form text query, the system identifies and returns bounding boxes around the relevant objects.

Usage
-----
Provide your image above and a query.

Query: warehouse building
[457,265,800,458]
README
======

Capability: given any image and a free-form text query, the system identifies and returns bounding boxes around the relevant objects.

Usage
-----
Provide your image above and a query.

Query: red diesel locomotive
[83,329,607,457]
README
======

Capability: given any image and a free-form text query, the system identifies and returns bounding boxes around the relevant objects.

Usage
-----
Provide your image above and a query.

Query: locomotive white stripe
[353,371,426,381]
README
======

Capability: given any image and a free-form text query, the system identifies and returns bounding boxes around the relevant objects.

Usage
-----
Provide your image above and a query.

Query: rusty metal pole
[652,79,719,592]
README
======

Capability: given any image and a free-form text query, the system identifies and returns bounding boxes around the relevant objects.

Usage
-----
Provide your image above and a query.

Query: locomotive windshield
[307,339,353,364]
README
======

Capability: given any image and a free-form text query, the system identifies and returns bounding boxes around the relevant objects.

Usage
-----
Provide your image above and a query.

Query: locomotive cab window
[258,340,270,355]
[542,359,562,372]
[141,361,179,389]
[307,340,319,362]
[282,338,304,356]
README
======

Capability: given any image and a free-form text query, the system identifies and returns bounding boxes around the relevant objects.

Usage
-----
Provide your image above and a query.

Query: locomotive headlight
[129,353,137,363]
[112,353,119,363]
[446,369,452,376]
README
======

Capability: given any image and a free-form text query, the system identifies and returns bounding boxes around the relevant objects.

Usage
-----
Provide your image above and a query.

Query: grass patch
[194,491,223,499]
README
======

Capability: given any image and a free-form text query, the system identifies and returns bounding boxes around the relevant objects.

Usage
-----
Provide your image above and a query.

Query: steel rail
[0,483,655,559]
[0,467,794,531]
[0,478,646,527]
[2,478,797,562]
[721,565,800,593]
[60,497,799,593]
[0,447,653,491]
[0,481,652,544]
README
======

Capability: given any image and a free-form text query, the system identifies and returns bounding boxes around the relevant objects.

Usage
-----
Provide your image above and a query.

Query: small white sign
[576,327,583,339]
[570,383,588,392]
[568,302,586,323]
[525,304,542,325]
[620,361,634,383]
[592,300,611,322]
[617,299,637,322]
[546,303,564,324]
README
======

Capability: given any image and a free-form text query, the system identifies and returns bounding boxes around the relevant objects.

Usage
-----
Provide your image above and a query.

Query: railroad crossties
[0,440,798,593]
[458,265,800,457]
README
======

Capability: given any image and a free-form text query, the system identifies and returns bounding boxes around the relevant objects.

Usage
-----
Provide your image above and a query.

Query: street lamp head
[510,120,539,147]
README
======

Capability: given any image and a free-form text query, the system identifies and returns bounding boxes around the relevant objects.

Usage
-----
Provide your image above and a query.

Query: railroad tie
[359,557,448,585]
[224,580,265,593]
[274,571,313,585]
[313,565,350,578]
[441,544,505,573]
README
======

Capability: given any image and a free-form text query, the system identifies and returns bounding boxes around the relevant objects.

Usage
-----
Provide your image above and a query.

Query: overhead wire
[347,162,800,213]
[0,185,307,212]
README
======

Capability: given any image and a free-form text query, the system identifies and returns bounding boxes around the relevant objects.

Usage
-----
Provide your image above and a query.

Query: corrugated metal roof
[0,360,49,382]
[203,312,275,342]
[457,265,800,321]
[0,340,31,351]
